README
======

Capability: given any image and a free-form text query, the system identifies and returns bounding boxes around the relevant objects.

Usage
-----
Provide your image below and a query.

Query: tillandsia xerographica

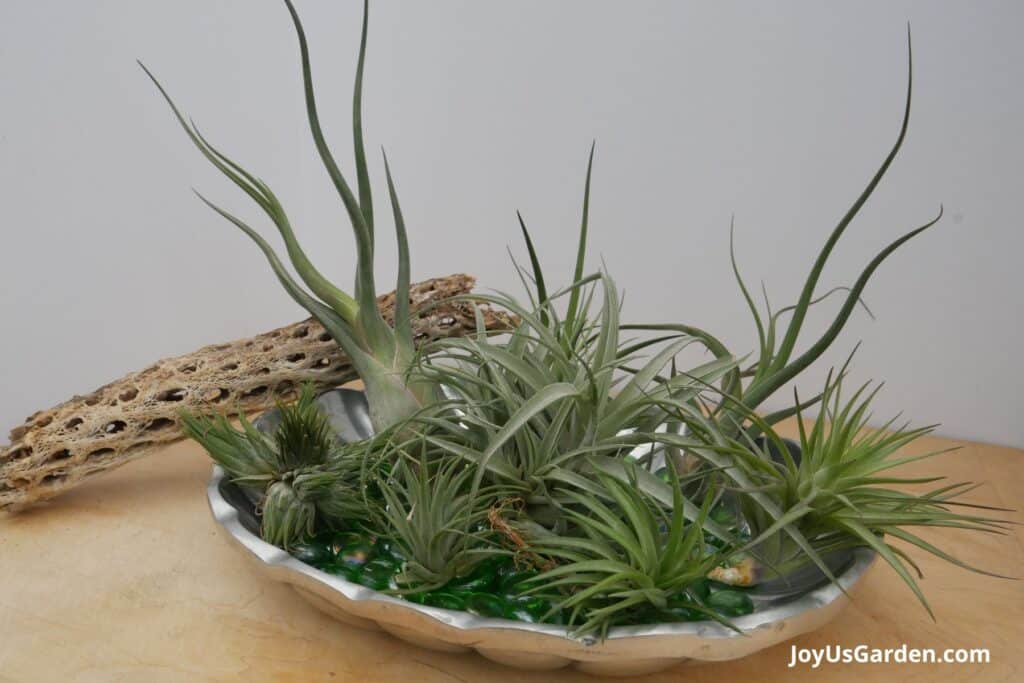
[159,1,1012,637]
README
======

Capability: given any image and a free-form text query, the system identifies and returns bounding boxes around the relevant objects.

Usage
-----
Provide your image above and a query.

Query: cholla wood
[0,274,511,511]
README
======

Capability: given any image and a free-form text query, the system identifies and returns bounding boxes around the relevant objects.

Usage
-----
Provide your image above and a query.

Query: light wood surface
[1,425,1021,682]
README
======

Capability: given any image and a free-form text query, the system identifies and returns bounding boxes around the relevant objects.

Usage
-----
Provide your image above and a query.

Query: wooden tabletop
[1,426,1021,682]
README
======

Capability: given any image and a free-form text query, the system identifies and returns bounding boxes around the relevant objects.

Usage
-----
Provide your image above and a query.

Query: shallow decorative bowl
[206,389,876,677]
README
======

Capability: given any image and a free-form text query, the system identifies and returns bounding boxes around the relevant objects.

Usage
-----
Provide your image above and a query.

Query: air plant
[143,0,431,432]
[520,461,731,637]
[371,443,499,589]
[182,384,378,546]
[624,29,942,440]
[725,367,1013,616]
[414,270,736,505]
[368,154,744,582]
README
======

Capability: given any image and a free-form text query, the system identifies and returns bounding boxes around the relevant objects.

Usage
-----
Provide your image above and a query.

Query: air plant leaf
[564,141,596,338]
[516,211,550,326]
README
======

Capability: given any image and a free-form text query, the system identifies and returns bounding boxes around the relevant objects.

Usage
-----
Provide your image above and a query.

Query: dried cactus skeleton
[0,274,512,511]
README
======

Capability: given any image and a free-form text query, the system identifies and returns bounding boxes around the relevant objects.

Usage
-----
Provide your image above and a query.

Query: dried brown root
[487,497,556,572]
[0,274,514,511]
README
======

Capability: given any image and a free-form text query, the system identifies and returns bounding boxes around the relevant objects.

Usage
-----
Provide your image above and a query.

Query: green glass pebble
[321,562,360,581]
[710,505,735,526]
[447,574,492,593]
[403,592,427,605]
[446,558,504,593]
[706,589,754,616]
[686,578,711,601]
[337,542,376,568]
[356,558,398,591]
[289,538,335,567]
[497,568,539,595]
[329,531,362,551]
[374,538,407,563]
[510,596,553,623]
[465,592,512,619]
[422,592,466,611]
[367,557,399,572]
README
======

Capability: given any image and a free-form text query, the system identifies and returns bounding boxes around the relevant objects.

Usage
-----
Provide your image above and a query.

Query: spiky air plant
[182,384,378,547]
[717,367,1014,617]
[369,443,501,589]
[142,0,431,432]
[414,274,736,507]
[519,461,731,637]
[411,149,736,512]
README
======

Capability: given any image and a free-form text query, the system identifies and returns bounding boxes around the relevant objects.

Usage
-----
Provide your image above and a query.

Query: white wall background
[1,1,1021,448]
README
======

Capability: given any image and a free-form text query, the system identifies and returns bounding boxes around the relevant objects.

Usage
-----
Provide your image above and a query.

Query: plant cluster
[168,1,1011,637]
